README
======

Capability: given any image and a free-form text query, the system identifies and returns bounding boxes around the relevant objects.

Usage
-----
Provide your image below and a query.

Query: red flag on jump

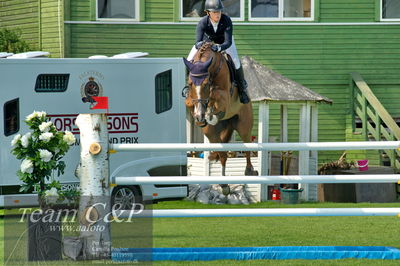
[91,96,109,110]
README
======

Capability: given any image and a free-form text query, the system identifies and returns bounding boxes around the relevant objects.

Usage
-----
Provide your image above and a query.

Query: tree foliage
[0,28,31,53]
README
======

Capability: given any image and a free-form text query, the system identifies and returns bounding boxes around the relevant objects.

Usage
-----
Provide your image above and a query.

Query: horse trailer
[0,53,188,208]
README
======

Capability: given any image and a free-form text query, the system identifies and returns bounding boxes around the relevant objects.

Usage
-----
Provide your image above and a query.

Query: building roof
[242,56,332,104]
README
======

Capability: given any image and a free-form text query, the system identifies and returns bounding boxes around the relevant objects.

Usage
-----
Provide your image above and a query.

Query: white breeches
[187,37,241,69]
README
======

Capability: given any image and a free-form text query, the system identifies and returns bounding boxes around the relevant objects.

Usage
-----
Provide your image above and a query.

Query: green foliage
[10,111,78,204]
[0,28,31,53]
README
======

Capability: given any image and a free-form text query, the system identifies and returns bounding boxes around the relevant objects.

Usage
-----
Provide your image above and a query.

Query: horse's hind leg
[218,123,234,176]
[217,123,234,195]
[234,105,258,176]
[244,151,258,175]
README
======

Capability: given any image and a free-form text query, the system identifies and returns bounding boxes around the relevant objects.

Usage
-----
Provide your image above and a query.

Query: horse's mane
[195,42,213,62]
[199,42,212,55]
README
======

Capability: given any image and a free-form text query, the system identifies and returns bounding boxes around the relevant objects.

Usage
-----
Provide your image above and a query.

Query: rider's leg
[187,45,198,61]
[225,39,250,104]
[234,66,250,104]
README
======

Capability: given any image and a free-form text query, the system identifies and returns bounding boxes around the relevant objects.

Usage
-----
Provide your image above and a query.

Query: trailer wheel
[111,186,142,211]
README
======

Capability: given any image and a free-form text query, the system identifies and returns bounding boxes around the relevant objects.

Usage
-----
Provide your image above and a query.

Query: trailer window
[35,74,70,92]
[4,98,19,136]
[155,70,172,114]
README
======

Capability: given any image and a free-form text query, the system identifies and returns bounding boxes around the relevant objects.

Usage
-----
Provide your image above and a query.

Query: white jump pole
[111,141,400,152]
[115,208,400,218]
[114,174,400,185]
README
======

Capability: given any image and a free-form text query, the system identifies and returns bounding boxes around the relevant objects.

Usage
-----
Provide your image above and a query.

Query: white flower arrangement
[39,132,53,142]
[39,121,53,132]
[26,111,46,122]
[11,111,78,205]
[39,149,53,163]
[63,131,76,145]
[44,187,60,204]
[11,134,22,147]
[45,187,59,197]
[21,132,31,148]
[20,159,34,174]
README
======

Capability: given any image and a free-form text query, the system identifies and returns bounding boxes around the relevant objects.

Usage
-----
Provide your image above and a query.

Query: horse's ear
[203,57,213,69]
[182,57,193,71]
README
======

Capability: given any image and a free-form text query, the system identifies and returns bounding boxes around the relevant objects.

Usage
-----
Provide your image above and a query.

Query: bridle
[189,54,223,108]
[186,54,224,127]
[189,72,210,108]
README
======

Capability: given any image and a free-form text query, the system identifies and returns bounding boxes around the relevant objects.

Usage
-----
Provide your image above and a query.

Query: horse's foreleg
[219,152,230,195]
[203,125,231,195]
[219,152,227,176]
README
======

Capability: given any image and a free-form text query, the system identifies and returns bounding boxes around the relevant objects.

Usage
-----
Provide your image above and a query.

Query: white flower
[20,132,31,148]
[45,187,59,197]
[63,131,76,145]
[39,149,53,162]
[11,134,22,147]
[20,159,34,174]
[39,121,53,132]
[26,112,38,121]
[26,111,47,122]
[44,187,59,204]
[39,132,53,142]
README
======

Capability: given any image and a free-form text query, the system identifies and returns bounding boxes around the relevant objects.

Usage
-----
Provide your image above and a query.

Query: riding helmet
[205,0,224,12]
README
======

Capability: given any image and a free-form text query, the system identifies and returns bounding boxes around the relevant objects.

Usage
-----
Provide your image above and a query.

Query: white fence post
[299,103,311,200]
[258,101,269,202]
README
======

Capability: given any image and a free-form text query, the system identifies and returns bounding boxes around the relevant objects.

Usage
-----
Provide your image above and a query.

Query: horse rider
[187,0,250,104]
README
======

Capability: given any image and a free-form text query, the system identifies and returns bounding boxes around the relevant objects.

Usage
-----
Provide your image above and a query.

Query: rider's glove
[195,41,205,49]
[211,44,221,52]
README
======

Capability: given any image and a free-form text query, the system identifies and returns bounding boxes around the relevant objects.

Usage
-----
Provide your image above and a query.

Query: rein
[209,53,224,85]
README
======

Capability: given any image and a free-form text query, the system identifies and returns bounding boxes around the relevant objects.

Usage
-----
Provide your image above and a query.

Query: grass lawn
[1,200,400,265]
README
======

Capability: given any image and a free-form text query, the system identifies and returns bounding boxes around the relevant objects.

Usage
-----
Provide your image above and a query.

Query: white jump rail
[114,174,400,185]
[110,141,400,152]
[115,208,400,218]
[109,140,400,218]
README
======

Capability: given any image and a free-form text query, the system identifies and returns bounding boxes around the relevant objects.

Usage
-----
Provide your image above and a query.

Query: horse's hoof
[245,168,259,176]
[220,184,230,196]
[208,152,220,161]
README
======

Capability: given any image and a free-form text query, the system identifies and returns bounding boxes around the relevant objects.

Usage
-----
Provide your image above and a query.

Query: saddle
[222,53,236,96]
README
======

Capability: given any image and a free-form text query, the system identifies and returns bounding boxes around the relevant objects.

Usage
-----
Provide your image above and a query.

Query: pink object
[357,159,369,171]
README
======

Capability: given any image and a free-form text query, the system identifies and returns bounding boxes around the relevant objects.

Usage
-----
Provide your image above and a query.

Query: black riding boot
[235,66,250,104]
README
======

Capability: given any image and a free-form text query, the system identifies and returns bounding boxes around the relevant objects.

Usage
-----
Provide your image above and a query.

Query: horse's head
[183,56,213,126]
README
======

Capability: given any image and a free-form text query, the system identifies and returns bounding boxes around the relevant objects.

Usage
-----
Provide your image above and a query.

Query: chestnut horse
[183,42,258,194]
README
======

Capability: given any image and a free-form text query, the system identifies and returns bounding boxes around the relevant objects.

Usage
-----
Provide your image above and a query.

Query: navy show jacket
[195,14,233,51]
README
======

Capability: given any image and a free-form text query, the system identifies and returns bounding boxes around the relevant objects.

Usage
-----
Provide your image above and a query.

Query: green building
[1,0,400,168]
